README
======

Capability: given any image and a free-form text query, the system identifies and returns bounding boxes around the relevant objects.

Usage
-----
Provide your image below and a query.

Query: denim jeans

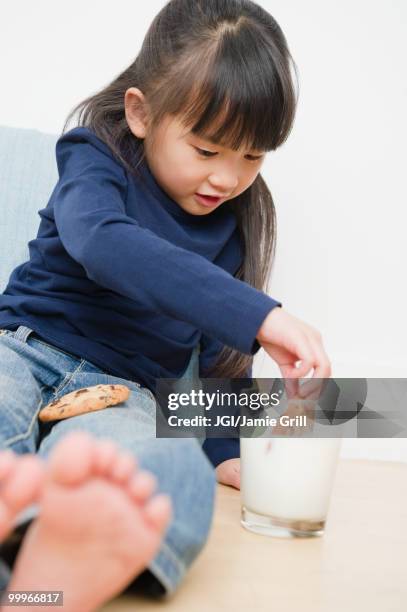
[0,326,216,596]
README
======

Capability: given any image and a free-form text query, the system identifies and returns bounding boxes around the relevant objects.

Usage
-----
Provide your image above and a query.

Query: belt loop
[13,326,35,343]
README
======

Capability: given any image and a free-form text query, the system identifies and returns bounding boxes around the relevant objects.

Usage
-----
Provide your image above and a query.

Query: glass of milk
[240,436,342,537]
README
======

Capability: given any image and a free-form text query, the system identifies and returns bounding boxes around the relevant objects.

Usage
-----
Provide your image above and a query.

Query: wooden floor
[103,459,407,612]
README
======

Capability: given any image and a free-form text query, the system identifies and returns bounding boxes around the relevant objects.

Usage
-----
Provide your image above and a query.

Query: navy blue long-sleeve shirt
[0,127,281,466]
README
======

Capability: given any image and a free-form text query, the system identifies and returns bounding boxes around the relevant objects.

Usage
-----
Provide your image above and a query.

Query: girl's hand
[215,458,240,489]
[257,307,331,380]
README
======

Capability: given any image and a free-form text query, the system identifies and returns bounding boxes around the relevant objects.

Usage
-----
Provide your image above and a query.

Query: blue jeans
[0,326,216,597]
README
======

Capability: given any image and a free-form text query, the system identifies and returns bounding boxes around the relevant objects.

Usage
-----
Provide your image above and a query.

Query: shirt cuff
[202,438,240,468]
[249,302,282,355]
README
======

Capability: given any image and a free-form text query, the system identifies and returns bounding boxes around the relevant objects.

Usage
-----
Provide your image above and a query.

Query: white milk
[241,437,341,521]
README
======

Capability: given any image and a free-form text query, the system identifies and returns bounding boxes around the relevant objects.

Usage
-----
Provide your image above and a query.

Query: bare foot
[0,450,45,541]
[7,431,172,612]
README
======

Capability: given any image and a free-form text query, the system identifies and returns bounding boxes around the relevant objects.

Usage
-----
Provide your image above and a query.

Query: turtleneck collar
[135,154,233,225]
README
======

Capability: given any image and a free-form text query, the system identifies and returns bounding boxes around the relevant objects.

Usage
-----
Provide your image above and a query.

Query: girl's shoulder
[57,126,116,160]
[55,127,127,182]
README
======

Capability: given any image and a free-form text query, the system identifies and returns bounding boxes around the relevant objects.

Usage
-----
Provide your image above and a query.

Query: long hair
[63,0,299,378]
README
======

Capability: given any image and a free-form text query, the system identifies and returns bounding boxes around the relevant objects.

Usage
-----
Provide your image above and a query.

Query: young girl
[0,0,330,608]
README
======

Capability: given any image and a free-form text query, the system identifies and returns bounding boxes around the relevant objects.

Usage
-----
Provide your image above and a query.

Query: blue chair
[0,125,58,292]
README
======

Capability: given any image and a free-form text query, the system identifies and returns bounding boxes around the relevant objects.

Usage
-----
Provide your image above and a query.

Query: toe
[143,494,172,533]
[1,455,44,512]
[0,450,17,480]
[108,451,137,484]
[94,439,119,475]
[47,431,96,485]
[127,471,157,504]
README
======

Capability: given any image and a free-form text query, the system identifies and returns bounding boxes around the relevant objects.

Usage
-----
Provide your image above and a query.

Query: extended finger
[308,334,331,378]
[294,333,320,378]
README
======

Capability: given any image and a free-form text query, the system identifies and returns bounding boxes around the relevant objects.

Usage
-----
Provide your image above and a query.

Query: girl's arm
[53,128,330,382]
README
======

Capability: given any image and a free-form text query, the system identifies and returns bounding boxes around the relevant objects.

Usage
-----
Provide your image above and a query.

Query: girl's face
[126,91,266,216]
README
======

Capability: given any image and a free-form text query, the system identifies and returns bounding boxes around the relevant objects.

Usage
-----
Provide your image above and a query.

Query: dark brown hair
[63,0,299,378]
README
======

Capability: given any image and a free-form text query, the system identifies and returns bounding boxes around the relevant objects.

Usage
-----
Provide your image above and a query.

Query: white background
[1,1,406,460]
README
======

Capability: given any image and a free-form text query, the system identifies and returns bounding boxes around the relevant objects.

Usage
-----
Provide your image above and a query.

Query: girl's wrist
[257,305,282,343]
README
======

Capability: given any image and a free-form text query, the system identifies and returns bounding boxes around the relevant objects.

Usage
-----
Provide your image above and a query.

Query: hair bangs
[170,21,298,154]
